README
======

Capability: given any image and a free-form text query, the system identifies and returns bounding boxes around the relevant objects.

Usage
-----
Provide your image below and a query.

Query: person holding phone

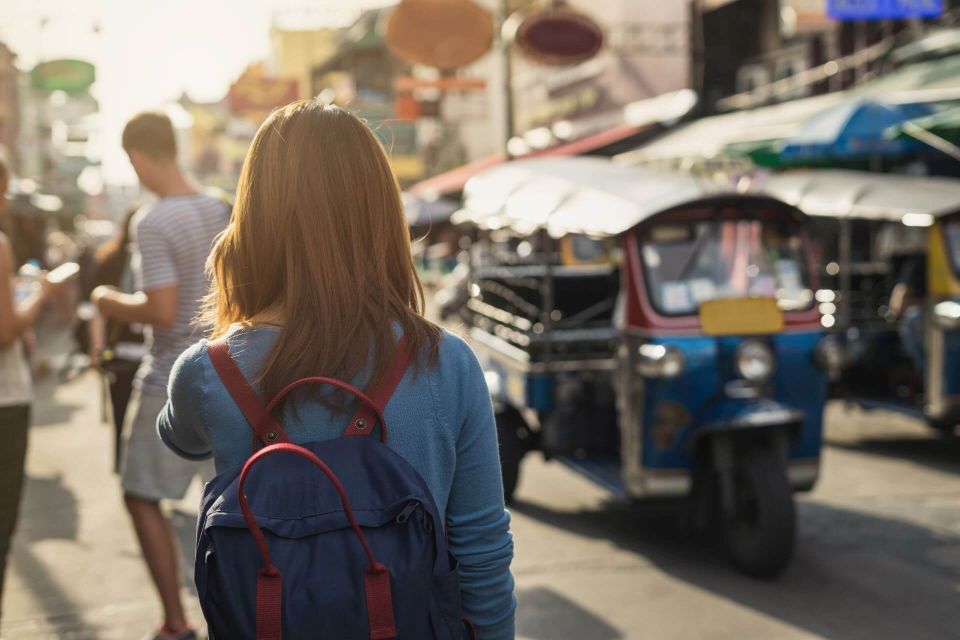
[0,156,65,618]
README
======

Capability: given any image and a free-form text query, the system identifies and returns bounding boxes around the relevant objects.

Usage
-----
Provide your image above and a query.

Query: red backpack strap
[343,334,413,441]
[207,337,290,445]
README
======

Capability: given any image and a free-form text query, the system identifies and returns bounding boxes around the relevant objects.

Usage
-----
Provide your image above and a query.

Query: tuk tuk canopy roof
[458,157,739,238]
[755,169,960,222]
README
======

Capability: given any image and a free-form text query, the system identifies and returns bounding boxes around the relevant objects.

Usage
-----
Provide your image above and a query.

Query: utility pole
[497,0,516,158]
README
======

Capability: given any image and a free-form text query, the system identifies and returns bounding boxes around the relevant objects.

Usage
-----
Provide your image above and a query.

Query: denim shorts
[120,390,212,501]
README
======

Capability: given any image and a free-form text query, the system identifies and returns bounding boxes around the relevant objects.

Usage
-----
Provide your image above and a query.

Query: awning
[724,139,783,167]
[409,89,698,199]
[885,105,960,161]
[623,59,960,169]
[458,156,723,238]
[409,124,649,199]
[408,153,507,200]
[617,93,847,166]
[889,106,960,140]
[754,169,960,221]
[778,99,935,163]
[402,192,460,227]
[621,53,960,170]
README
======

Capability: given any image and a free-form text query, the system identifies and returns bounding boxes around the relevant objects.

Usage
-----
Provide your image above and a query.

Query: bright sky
[1,0,395,184]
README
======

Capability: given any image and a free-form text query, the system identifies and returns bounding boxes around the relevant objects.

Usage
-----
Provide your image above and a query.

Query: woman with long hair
[159,101,516,638]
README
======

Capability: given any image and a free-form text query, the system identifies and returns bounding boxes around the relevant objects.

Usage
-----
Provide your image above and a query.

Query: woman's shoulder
[180,329,275,378]
[436,328,480,366]
[430,329,485,390]
[170,338,210,385]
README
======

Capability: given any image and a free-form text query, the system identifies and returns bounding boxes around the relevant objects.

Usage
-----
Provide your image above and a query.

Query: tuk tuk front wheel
[496,410,527,504]
[722,449,796,579]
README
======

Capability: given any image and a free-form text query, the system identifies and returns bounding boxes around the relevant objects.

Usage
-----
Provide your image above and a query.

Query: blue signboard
[827,0,943,20]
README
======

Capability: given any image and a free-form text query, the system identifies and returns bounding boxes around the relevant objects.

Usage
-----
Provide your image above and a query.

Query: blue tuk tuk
[444,157,830,577]
[758,169,960,432]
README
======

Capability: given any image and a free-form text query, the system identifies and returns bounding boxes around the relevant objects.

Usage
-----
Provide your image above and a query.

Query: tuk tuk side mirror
[933,301,960,330]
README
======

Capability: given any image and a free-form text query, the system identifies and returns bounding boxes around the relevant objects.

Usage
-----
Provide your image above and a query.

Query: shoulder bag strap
[343,334,413,441]
[207,337,290,445]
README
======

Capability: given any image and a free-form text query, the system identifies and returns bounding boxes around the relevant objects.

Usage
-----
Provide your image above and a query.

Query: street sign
[393,76,487,92]
[827,0,943,20]
[30,59,96,94]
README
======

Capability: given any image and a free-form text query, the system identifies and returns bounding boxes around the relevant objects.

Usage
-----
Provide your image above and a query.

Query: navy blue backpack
[195,336,473,639]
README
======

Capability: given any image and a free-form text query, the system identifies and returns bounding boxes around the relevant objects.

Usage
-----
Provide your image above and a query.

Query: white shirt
[0,337,31,407]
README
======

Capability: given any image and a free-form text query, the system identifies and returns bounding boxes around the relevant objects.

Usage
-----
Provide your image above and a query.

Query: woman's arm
[157,341,213,460]
[444,337,516,639]
[0,235,51,350]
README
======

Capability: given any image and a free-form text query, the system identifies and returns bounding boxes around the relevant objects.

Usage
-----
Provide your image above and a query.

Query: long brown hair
[205,100,440,405]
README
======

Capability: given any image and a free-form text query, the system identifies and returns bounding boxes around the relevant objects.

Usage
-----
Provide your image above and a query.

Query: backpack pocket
[429,557,465,640]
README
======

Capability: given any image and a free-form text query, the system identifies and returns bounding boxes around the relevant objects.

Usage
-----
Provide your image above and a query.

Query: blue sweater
[158,326,516,639]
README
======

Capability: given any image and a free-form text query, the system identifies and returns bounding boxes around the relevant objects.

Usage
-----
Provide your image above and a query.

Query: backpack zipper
[395,501,420,524]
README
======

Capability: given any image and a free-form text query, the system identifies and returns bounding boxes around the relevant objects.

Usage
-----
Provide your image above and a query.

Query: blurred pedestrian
[3,198,46,270]
[159,101,517,638]
[86,206,146,471]
[0,157,63,619]
[890,251,927,372]
[91,111,229,640]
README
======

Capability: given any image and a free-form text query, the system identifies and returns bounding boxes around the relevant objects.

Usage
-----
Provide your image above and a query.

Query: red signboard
[394,95,422,121]
[511,6,604,66]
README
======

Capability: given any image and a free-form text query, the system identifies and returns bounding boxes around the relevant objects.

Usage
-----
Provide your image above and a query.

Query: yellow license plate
[699,297,784,336]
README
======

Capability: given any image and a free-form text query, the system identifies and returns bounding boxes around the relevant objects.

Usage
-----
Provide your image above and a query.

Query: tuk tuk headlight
[934,301,960,330]
[735,340,775,383]
[637,343,685,378]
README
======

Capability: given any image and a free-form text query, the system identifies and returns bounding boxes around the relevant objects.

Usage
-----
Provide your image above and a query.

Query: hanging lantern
[384,0,495,71]
[506,2,604,66]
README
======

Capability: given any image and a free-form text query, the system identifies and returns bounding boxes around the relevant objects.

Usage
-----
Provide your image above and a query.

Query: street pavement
[4,352,960,638]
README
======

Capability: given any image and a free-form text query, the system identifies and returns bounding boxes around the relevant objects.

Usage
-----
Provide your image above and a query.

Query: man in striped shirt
[92,111,229,640]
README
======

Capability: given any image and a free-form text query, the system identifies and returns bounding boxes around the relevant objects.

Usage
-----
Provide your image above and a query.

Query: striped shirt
[131,193,230,394]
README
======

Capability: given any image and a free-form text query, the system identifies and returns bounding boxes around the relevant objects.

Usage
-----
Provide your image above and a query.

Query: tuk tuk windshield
[639,218,813,316]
